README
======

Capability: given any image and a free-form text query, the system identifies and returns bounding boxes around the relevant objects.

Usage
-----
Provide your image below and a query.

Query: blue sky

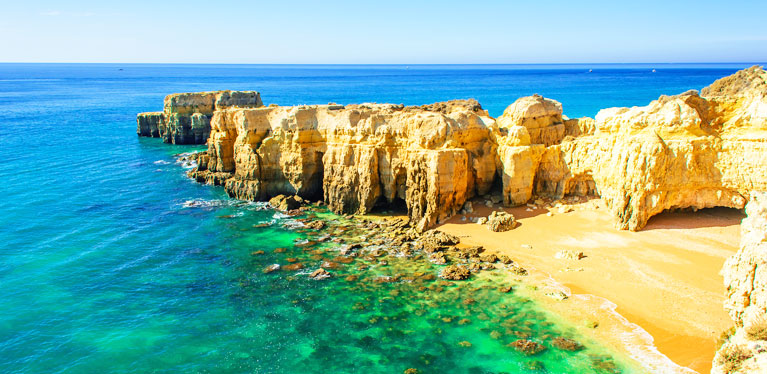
[1,0,765,63]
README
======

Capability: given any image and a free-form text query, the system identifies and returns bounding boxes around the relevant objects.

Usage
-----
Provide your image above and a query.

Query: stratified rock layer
[713,192,767,374]
[534,66,767,230]
[190,100,497,231]
[137,90,263,144]
[138,66,767,232]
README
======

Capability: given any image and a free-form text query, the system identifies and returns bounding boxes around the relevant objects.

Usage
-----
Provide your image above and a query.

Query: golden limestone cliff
[137,66,767,232]
[189,100,496,231]
[534,65,767,230]
[713,192,767,374]
[137,90,263,144]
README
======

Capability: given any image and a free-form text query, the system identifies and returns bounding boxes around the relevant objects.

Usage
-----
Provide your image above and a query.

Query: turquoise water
[1,63,760,373]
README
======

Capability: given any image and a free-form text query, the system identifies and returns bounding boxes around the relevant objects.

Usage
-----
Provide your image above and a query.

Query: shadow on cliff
[642,207,745,231]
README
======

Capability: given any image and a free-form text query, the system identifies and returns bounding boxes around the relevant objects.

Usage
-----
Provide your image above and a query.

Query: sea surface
[0,63,760,373]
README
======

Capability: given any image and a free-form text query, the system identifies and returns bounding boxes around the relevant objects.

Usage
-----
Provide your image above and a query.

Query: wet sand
[437,198,743,374]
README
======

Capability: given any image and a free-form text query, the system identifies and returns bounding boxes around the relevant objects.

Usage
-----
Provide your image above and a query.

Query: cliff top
[702,65,766,98]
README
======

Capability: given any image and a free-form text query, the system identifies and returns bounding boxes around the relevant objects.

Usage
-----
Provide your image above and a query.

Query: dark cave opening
[644,206,745,231]
[370,196,409,216]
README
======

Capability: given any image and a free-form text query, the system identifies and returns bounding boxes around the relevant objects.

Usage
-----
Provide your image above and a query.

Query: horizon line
[0,61,765,66]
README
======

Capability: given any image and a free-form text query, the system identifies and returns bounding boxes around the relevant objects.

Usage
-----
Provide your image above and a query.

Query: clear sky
[1,0,765,63]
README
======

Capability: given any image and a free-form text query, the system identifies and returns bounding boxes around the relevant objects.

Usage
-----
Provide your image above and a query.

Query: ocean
[0,63,759,373]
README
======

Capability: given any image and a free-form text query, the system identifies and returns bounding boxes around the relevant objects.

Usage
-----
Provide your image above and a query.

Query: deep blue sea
[0,63,760,373]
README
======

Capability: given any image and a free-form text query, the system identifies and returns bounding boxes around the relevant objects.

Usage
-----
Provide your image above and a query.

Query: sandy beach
[437,198,743,373]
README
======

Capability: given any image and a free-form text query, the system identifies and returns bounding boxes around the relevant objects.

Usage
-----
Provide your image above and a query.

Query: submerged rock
[309,268,331,280]
[509,339,547,355]
[263,264,280,273]
[282,263,305,271]
[552,337,584,351]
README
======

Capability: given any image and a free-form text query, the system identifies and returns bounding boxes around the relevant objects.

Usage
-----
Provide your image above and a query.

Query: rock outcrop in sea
[138,66,767,232]
[137,90,263,144]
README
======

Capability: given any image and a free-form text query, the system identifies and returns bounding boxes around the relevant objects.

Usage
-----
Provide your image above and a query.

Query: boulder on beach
[555,250,585,260]
[486,211,516,232]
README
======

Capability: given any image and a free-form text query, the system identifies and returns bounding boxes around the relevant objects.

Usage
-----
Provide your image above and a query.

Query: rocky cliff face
[137,90,263,144]
[189,100,496,231]
[713,192,767,374]
[533,66,767,230]
[138,66,767,232]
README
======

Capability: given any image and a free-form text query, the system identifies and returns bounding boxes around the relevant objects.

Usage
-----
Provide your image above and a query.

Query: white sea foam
[153,160,170,165]
[180,199,229,208]
[528,265,697,374]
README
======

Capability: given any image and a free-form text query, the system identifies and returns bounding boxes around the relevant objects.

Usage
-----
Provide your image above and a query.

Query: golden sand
[437,198,743,373]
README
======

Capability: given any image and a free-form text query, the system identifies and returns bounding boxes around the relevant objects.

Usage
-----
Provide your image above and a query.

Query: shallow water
[1,63,759,373]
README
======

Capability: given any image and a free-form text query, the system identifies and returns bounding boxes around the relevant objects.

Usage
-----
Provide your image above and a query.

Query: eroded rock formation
[534,66,767,230]
[713,192,767,373]
[138,66,767,232]
[137,90,263,144]
[189,100,497,231]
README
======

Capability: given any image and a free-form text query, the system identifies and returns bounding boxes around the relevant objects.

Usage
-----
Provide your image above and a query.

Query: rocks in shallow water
[499,285,513,293]
[309,268,331,280]
[589,355,620,373]
[268,194,303,211]
[555,250,585,260]
[509,264,528,276]
[429,252,448,265]
[479,253,498,263]
[486,211,517,232]
[251,250,265,255]
[339,243,361,256]
[477,217,488,225]
[545,289,569,301]
[458,340,472,347]
[332,256,354,264]
[420,230,460,253]
[499,255,513,265]
[452,245,483,260]
[305,220,325,230]
[509,339,547,355]
[526,360,546,371]
[439,265,470,280]
[551,337,584,351]
[404,369,419,374]
[320,261,342,270]
[263,264,280,273]
[282,263,305,271]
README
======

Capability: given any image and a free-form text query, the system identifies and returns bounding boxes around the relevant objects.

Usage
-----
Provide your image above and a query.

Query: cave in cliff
[644,206,746,230]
